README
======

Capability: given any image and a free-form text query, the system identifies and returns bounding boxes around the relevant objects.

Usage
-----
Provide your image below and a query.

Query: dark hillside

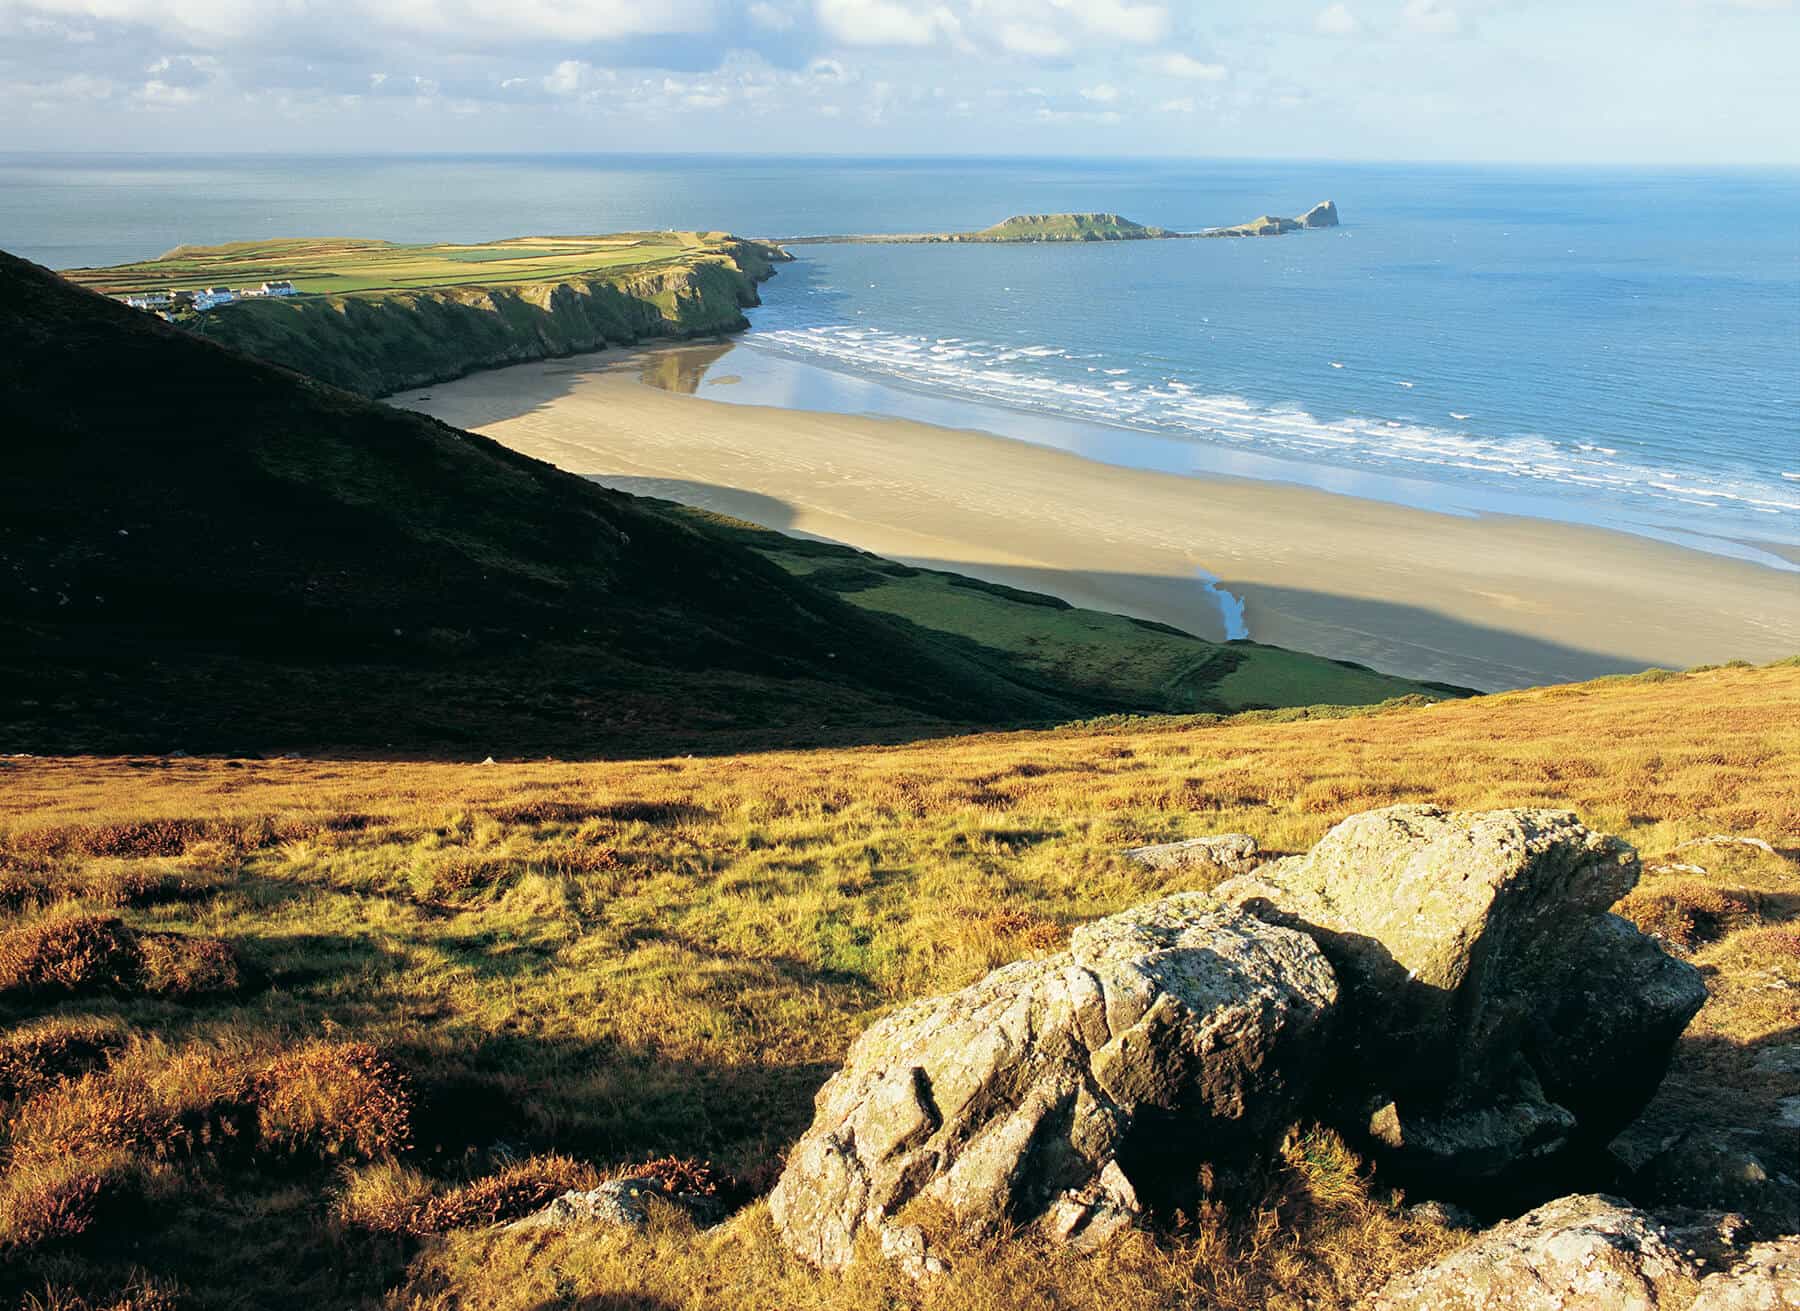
[0,251,1079,754]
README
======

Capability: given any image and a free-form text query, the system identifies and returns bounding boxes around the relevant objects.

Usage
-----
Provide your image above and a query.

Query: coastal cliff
[185,239,785,397]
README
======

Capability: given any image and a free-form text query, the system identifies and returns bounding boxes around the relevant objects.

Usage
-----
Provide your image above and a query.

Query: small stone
[507,1178,661,1233]
[878,1224,948,1281]
[1366,1194,1700,1310]
[1121,833,1261,877]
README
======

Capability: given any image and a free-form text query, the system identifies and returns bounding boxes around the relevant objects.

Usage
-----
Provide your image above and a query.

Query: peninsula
[781,200,1340,244]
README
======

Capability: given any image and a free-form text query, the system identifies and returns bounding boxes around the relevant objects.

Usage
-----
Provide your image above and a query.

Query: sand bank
[398,346,1800,692]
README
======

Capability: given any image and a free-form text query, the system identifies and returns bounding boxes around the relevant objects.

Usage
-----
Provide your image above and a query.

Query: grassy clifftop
[61,233,788,397]
[1,661,1793,1308]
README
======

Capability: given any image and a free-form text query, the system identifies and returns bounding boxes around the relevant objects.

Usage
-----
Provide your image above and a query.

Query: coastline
[396,344,1800,693]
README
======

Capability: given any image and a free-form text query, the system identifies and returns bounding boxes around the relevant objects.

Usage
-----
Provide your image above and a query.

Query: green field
[61,232,742,297]
[672,505,1471,714]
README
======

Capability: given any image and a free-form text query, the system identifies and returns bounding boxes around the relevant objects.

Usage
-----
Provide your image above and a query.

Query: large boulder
[1365,1194,1700,1310]
[1217,806,1706,1187]
[767,894,1337,1269]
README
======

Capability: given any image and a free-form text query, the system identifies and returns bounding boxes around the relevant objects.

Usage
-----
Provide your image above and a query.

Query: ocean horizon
[8,151,1797,565]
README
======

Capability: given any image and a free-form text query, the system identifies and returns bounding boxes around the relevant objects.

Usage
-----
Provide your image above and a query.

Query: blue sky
[1,0,1796,163]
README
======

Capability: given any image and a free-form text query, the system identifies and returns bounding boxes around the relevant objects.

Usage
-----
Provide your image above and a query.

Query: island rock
[1301,200,1341,228]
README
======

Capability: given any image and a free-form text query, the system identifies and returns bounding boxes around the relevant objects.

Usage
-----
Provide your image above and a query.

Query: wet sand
[397,345,1800,692]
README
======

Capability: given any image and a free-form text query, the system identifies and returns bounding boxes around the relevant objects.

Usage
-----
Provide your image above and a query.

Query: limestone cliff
[187,239,786,398]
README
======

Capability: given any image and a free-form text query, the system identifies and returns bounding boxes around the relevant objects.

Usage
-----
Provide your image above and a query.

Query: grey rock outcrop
[767,894,1337,1269]
[506,1177,726,1234]
[1301,200,1341,228]
[1122,833,1261,878]
[1365,1194,1700,1310]
[1690,1237,1800,1310]
[1217,806,1706,1187]
[507,1179,661,1233]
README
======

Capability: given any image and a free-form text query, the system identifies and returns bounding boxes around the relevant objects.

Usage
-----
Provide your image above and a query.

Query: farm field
[60,232,735,297]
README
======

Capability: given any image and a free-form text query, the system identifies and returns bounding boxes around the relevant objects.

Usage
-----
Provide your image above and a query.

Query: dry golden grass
[0,661,1794,1308]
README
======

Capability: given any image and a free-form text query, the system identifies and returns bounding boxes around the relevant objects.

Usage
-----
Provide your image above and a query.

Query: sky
[1,0,1797,163]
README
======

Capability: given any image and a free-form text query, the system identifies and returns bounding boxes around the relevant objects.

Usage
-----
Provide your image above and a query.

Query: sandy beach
[399,345,1800,692]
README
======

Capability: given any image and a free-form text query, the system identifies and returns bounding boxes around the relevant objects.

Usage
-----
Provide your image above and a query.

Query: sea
[5,153,1797,566]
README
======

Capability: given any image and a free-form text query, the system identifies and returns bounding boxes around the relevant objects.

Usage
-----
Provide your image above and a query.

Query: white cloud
[5,71,116,102]
[1157,95,1195,113]
[748,0,796,27]
[1049,0,1168,44]
[1315,3,1357,35]
[814,0,959,46]
[543,59,592,95]
[7,0,717,47]
[1080,82,1119,102]
[137,78,197,105]
[1401,0,1460,34]
[1034,104,1121,124]
[1156,52,1227,80]
[999,22,1071,57]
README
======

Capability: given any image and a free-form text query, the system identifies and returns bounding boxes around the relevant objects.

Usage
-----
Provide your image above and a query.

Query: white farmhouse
[193,285,237,311]
[260,280,300,297]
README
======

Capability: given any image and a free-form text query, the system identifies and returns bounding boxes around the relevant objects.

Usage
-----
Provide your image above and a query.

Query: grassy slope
[59,235,789,398]
[0,249,1090,756]
[0,662,1794,1308]
[967,213,1167,241]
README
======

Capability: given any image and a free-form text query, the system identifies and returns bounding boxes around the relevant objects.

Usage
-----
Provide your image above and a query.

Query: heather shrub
[1617,881,1761,951]
[339,1154,602,1237]
[627,1154,734,1202]
[418,1155,601,1232]
[256,1042,413,1160]
[0,1149,138,1250]
[0,917,141,995]
[0,915,246,1000]
[0,1018,127,1102]
[7,1071,166,1166]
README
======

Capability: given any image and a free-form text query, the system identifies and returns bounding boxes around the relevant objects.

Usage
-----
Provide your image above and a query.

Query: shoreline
[396,344,1800,693]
